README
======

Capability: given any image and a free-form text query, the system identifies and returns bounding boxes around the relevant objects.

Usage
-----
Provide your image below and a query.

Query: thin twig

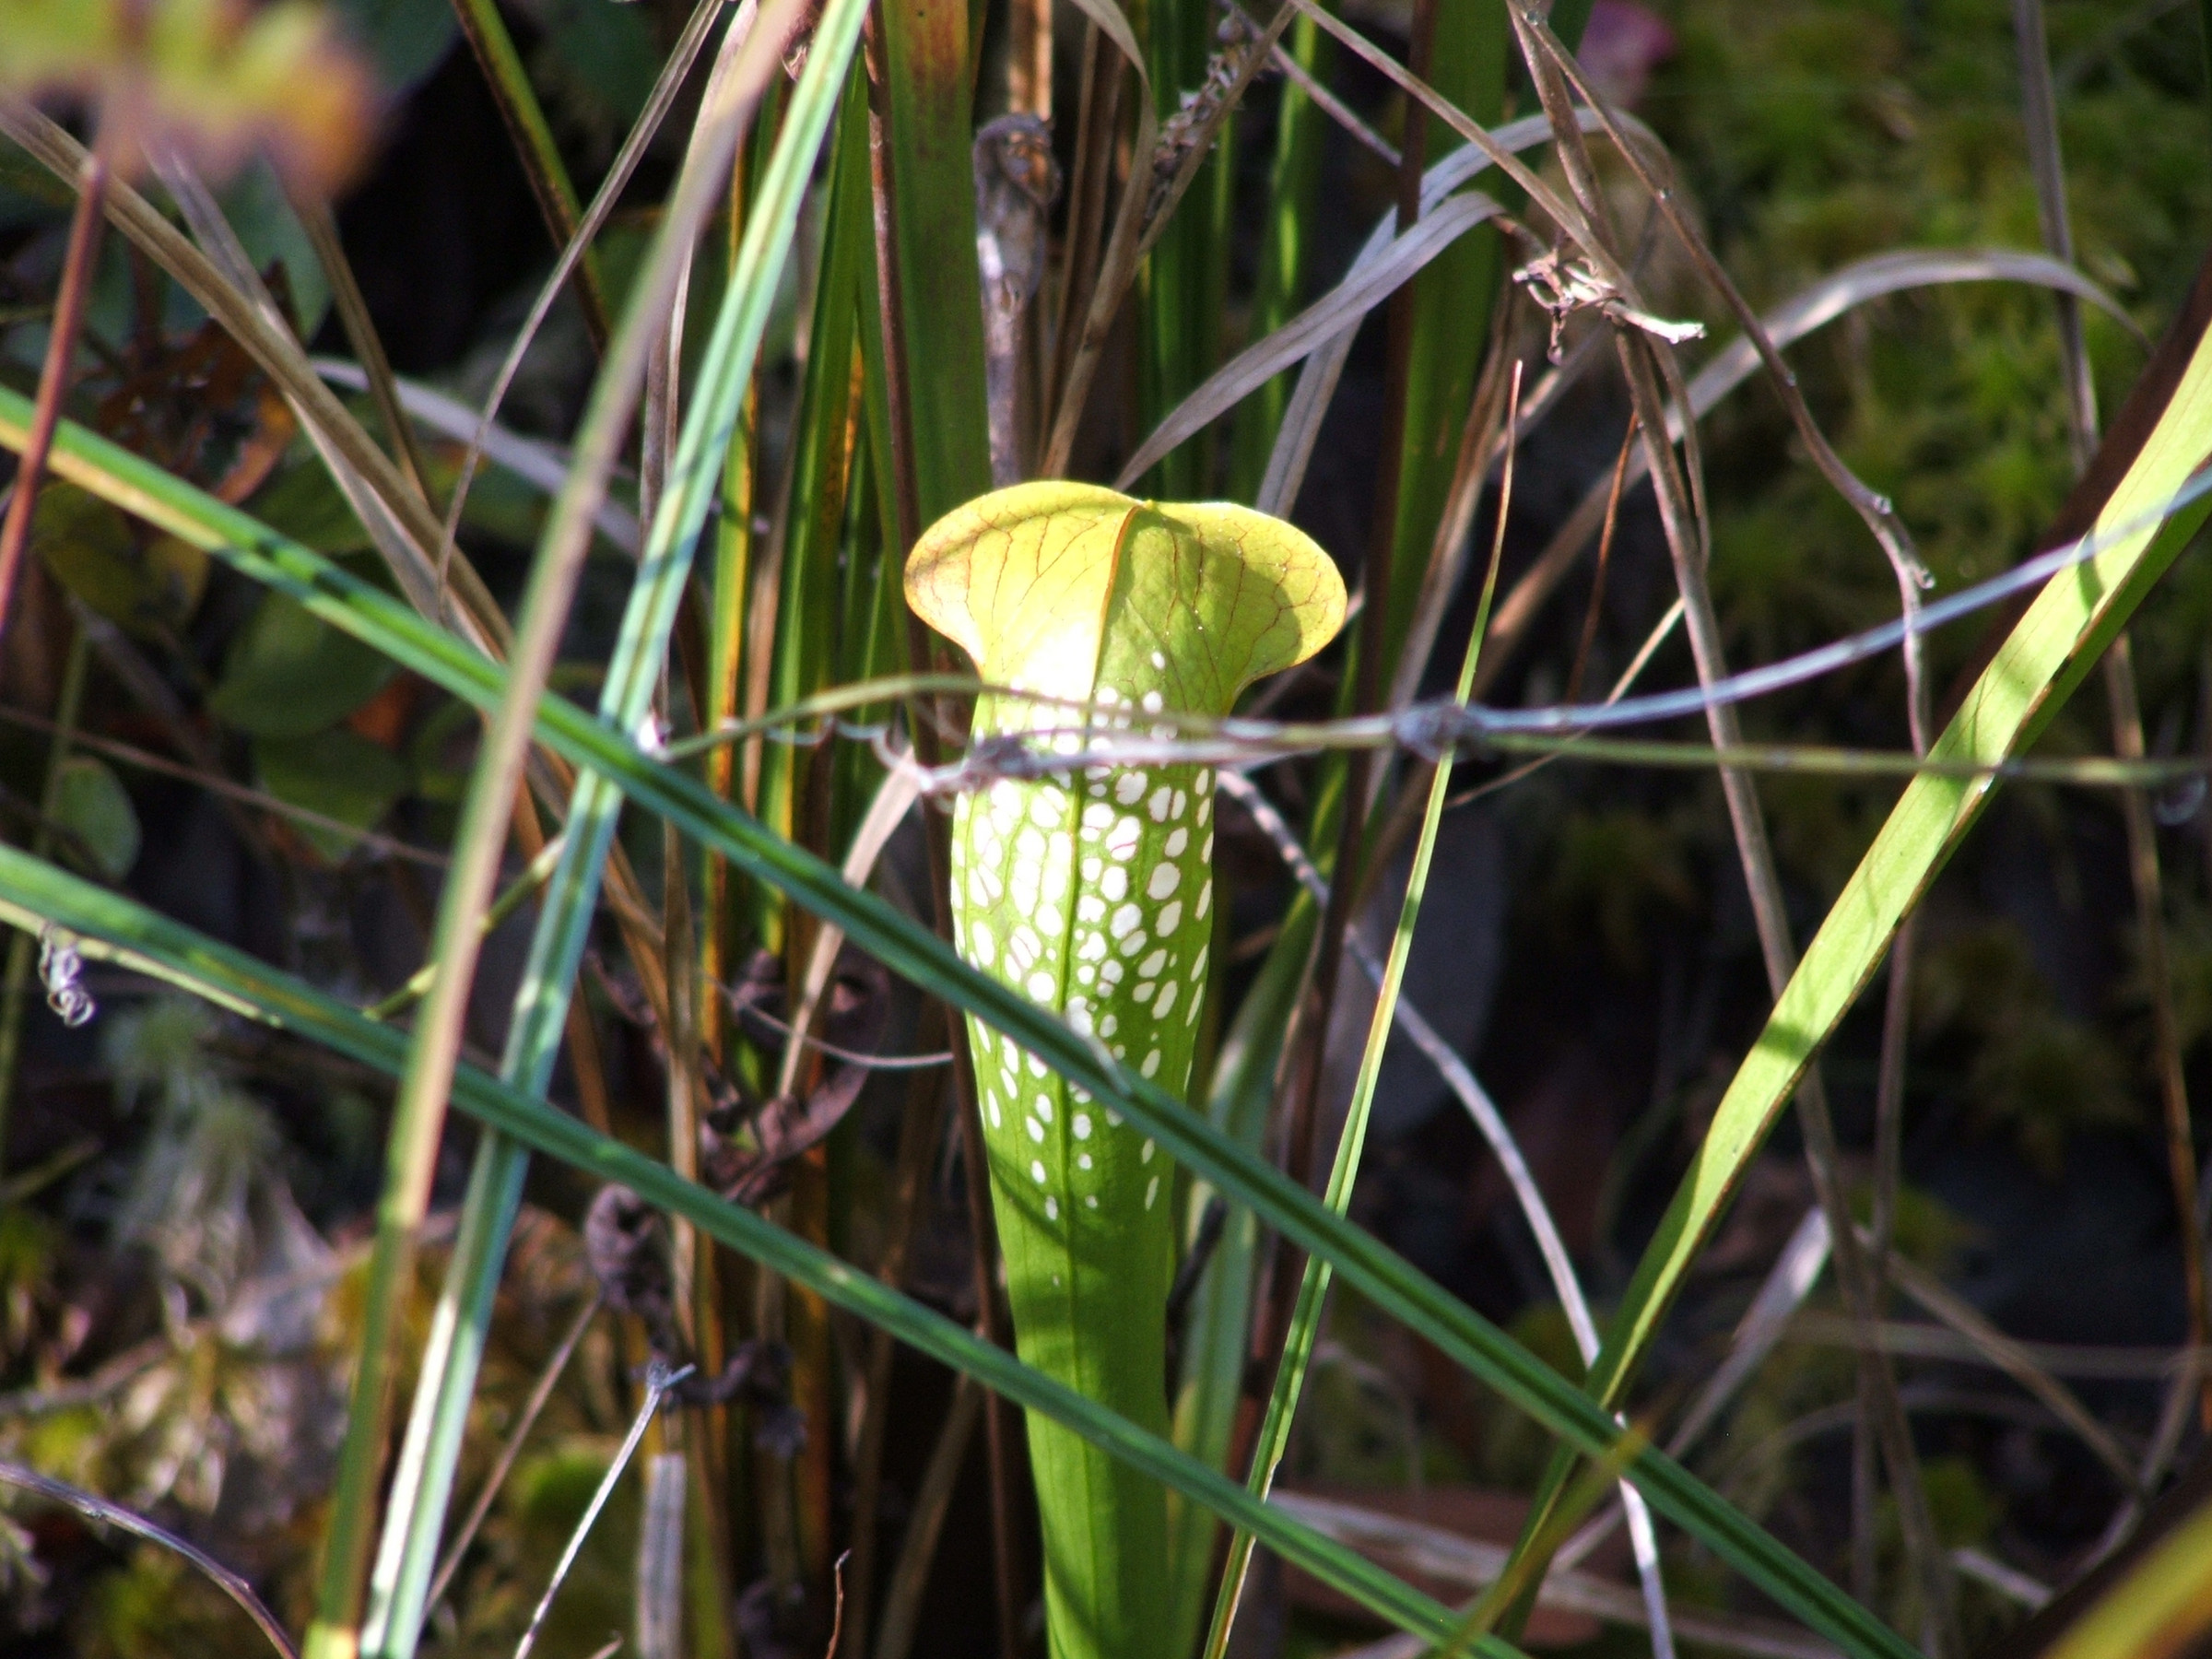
[1565,417,1636,704]
[1037,0,1159,477]
[1505,9,1955,1646]
[0,701,446,870]
[437,0,743,595]
[1225,0,1399,166]
[1515,9,1934,747]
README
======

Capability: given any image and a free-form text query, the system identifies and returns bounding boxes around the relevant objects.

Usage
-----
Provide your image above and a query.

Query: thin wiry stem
[513,1364,688,1659]
[0,1460,300,1659]
[447,0,612,347]
[1506,8,1953,1647]
[424,1290,603,1614]
[0,144,106,640]
[1565,418,1636,704]
[2011,0,2212,1434]
[436,0,740,596]
[1514,11,1932,747]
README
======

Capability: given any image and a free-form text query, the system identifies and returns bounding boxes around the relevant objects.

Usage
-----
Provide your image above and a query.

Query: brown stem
[1564,416,1635,705]
[0,146,109,641]
[1041,26,1118,428]
[1517,11,1931,744]
[1253,0,1440,1451]
[446,0,612,347]
[1510,10,1957,1648]
[426,1290,604,1612]
[843,1038,953,1657]
[294,193,440,511]
[2108,641,2212,1428]
[1008,0,1052,118]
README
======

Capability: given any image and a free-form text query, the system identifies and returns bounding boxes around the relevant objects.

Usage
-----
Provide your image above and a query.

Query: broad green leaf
[909,481,1345,1659]
[51,757,139,881]
[32,485,206,639]
[209,590,396,737]
[253,727,410,862]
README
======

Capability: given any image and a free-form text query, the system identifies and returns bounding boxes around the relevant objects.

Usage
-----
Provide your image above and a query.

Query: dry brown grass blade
[438,0,741,583]
[1516,11,1935,728]
[0,108,512,654]
[1036,0,1155,478]
[1471,247,2129,700]
[1114,193,1503,489]
[1867,1234,2139,1490]
[294,192,438,510]
[1504,9,1956,1644]
[1131,0,1296,266]
[1275,1492,1836,1659]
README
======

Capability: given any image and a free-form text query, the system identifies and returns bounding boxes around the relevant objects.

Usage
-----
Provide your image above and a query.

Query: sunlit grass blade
[1488,253,2212,1623]
[355,9,875,1652]
[0,848,1510,1659]
[1,389,1920,1659]
[1201,371,1518,1659]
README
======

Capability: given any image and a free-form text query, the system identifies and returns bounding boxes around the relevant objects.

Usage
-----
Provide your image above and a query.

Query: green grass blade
[876,0,993,519]
[753,69,875,919]
[1490,272,2212,1614]
[355,11,874,1652]
[1201,419,1514,1659]
[1138,0,1232,500]
[448,0,613,343]
[0,847,1508,1659]
[5,393,1925,1659]
[1374,0,1507,670]
[1226,3,1332,502]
